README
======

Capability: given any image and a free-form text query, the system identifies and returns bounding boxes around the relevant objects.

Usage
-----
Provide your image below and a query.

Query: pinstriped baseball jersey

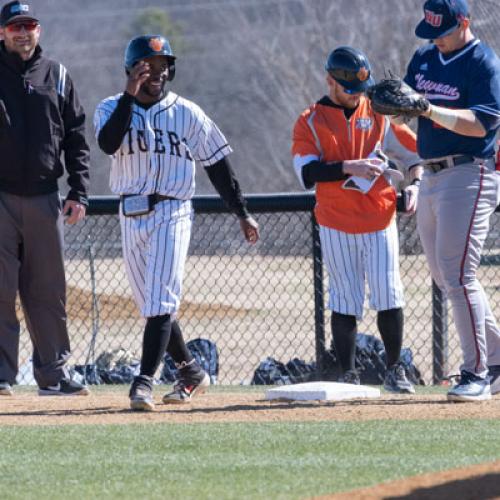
[94,92,232,198]
[94,91,232,317]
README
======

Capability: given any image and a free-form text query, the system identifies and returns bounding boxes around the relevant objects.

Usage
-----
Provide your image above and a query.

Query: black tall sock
[167,320,194,366]
[331,312,357,373]
[140,314,172,377]
[377,308,403,367]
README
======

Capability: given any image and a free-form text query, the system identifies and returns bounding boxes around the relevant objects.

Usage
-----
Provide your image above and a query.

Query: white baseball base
[265,381,381,402]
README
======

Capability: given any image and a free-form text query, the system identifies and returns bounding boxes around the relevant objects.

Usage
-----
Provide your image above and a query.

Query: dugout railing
[14,193,500,385]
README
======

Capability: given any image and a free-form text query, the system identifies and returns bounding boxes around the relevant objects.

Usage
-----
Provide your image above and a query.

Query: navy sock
[377,308,403,368]
[331,312,357,373]
[166,320,194,367]
[140,314,172,377]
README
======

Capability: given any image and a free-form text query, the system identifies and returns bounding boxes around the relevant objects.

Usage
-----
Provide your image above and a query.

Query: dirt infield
[1,390,499,426]
[319,460,500,500]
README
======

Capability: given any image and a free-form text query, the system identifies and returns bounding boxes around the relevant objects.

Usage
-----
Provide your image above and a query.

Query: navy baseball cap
[415,0,469,40]
[0,1,38,27]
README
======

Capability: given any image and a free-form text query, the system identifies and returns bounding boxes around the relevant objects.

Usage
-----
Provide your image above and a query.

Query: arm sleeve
[382,119,422,171]
[300,161,346,189]
[61,73,90,205]
[96,92,135,155]
[204,157,249,218]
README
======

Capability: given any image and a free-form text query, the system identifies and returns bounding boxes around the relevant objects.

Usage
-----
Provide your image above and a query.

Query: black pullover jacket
[0,42,89,203]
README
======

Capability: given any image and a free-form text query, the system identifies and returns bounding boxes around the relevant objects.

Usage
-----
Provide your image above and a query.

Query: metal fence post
[432,280,448,383]
[311,214,326,379]
[82,237,100,385]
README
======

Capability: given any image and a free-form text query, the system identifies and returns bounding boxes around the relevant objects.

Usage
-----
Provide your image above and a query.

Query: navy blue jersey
[404,39,500,159]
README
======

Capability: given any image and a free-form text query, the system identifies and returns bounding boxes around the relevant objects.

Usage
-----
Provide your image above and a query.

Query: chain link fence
[13,194,500,385]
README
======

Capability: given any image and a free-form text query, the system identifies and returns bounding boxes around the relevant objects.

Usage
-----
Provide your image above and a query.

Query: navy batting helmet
[325,46,374,94]
[124,35,176,81]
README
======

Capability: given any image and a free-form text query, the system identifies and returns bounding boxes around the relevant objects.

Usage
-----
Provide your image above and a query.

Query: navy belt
[423,155,476,173]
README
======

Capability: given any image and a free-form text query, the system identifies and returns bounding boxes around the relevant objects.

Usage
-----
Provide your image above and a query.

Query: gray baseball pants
[417,159,500,379]
[0,191,70,387]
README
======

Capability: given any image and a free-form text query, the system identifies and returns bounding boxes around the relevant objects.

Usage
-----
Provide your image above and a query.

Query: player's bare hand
[126,61,151,96]
[239,216,259,244]
[63,200,86,225]
[342,158,385,179]
[401,184,419,216]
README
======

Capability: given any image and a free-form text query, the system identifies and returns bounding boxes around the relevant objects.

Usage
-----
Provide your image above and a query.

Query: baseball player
[292,46,423,393]
[94,35,259,411]
[403,0,500,401]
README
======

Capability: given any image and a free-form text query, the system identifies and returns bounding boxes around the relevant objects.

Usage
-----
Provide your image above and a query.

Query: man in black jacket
[0,1,90,396]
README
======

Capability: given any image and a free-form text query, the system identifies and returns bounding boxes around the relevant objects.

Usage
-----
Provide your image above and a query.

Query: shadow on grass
[156,396,455,414]
[386,472,500,499]
[0,407,132,417]
[0,395,474,418]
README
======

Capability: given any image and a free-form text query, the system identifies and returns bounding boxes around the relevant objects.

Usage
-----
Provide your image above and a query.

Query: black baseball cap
[0,1,38,27]
[415,0,469,40]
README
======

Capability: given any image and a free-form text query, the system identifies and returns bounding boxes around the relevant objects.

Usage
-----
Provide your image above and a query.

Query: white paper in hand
[342,174,379,194]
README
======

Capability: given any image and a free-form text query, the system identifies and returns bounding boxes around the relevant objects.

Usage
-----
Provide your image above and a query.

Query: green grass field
[0,412,499,499]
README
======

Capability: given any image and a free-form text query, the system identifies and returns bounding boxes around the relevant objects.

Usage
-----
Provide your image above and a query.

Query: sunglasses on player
[4,21,39,33]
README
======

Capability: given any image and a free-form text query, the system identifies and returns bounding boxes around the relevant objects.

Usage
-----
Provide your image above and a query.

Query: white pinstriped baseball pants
[120,199,193,318]
[319,220,405,319]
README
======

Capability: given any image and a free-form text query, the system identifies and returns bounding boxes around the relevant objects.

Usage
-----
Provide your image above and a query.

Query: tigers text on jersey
[292,96,420,234]
[93,92,232,198]
[405,39,500,159]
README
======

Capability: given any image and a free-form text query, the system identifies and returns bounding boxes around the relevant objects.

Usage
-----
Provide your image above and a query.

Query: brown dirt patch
[318,460,500,499]
[0,391,499,427]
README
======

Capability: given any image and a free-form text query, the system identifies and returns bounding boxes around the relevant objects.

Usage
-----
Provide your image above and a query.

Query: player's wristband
[427,106,458,131]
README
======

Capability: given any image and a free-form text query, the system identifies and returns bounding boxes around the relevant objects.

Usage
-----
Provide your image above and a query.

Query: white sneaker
[447,370,491,402]
[0,381,13,396]
[129,375,155,412]
[163,372,210,404]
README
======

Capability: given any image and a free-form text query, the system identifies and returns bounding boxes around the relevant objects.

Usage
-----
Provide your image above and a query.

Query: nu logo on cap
[424,9,443,27]
[11,4,29,14]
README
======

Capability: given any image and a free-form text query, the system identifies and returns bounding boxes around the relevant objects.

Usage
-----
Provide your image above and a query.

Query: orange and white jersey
[292,96,420,233]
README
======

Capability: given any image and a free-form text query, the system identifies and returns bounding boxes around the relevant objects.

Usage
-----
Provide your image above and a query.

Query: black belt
[121,193,177,206]
[423,155,476,173]
[149,193,177,206]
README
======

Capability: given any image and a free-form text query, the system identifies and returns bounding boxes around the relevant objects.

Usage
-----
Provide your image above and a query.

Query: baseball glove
[367,78,429,118]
